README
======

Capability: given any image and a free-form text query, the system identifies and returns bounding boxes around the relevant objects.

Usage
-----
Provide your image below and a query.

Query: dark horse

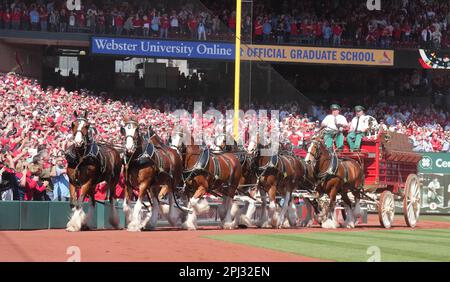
[246,133,307,228]
[65,111,122,232]
[304,131,364,228]
[121,116,183,231]
[171,131,242,230]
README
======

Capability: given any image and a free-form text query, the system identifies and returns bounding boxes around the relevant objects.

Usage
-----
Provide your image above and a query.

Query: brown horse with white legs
[246,133,307,228]
[65,111,122,232]
[304,132,364,229]
[171,132,242,230]
[121,116,183,231]
[214,133,259,228]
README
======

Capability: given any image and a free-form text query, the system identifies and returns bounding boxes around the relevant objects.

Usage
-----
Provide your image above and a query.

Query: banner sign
[91,37,394,66]
[417,153,450,214]
[240,45,394,66]
[418,153,450,174]
[91,37,235,60]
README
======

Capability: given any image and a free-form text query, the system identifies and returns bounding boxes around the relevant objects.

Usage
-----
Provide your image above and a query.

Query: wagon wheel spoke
[413,186,420,201]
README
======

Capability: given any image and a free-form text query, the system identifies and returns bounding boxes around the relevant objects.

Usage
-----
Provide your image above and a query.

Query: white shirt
[421,29,431,41]
[428,180,440,191]
[321,114,348,131]
[350,115,369,132]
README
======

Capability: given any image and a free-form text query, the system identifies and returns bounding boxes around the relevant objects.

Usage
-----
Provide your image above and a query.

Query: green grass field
[205,229,450,262]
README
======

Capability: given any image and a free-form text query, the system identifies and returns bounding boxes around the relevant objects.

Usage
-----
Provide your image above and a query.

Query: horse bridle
[73,118,89,146]
[123,121,139,154]
[170,131,188,157]
[307,139,332,178]
[307,140,321,165]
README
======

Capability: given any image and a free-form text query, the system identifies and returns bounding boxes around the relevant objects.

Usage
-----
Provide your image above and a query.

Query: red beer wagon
[337,132,422,228]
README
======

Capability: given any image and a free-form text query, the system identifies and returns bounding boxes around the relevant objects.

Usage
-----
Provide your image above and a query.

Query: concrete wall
[0,41,43,79]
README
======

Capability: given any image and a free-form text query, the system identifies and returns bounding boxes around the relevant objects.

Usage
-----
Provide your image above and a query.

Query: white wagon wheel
[403,174,421,228]
[378,190,395,229]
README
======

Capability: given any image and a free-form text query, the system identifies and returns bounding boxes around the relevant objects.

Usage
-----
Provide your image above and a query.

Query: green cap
[354,105,365,112]
[330,104,341,110]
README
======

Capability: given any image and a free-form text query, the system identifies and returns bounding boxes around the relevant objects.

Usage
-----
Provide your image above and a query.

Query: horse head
[304,131,329,170]
[170,130,185,152]
[213,133,227,151]
[246,131,260,155]
[71,110,90,148]
[121,116,140,154]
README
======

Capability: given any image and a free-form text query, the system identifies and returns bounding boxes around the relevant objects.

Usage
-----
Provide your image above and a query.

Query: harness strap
[213,156,220,180]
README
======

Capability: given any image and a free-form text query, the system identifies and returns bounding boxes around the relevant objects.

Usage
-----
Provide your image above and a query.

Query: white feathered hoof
[300,219,314,228]
[181,221,197,231]
[321,219,337,229]
[341,220,355,229]
[191,198,210,214]
[271,217,280,229]
[127,221,142,232]
[66,208,86,232]
[223,221,236,230]
[282,218,291,228]
[257,220,271,229]
[160,204,170,216]
[65,225,77,232]
[239,214,253,227]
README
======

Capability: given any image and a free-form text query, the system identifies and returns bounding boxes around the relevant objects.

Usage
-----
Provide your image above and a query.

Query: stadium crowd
[0,0,449,48]
[1,72,449,202]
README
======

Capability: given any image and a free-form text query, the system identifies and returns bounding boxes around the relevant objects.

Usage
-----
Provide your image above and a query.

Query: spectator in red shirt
[21,8,30,30]
[11,7,21,30]
[401,21,412,42]
[115,12,124,35]
[366,28,378,46]
[18,163,49,201]
[254,18,263,42]
[393,23,402,44]
[314,21,323,45]
[431,134,443,152]
[188,14,198,39]
[290,19,298,37]
[332,23,343,46]
[76,11,85,30]
[143,15,150,37]
[3,8,11,29]
[97,10,106,34]
[228,11,236,34]
[39,6,48,31]
[132,14,142,36]
[160,13,170,39]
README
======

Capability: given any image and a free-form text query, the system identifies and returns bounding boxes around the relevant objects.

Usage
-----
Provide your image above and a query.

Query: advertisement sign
[419,173,450,214]
[365,153,450,215]
[418,153,450,214]
[91,37,234,60]
[91,37,394,67]
[419,153,450,174]
[240,45,394,66]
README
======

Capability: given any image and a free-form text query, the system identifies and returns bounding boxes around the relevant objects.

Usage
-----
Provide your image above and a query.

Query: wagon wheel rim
[381,192,395,228]
[405,176,421,227]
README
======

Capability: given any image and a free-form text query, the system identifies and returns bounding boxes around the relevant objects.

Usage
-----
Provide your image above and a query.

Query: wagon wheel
[378,190,395,228]
[403,174,421,228]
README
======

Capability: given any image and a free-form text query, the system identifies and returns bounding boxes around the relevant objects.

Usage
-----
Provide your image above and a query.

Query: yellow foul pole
[233,0,242,140]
